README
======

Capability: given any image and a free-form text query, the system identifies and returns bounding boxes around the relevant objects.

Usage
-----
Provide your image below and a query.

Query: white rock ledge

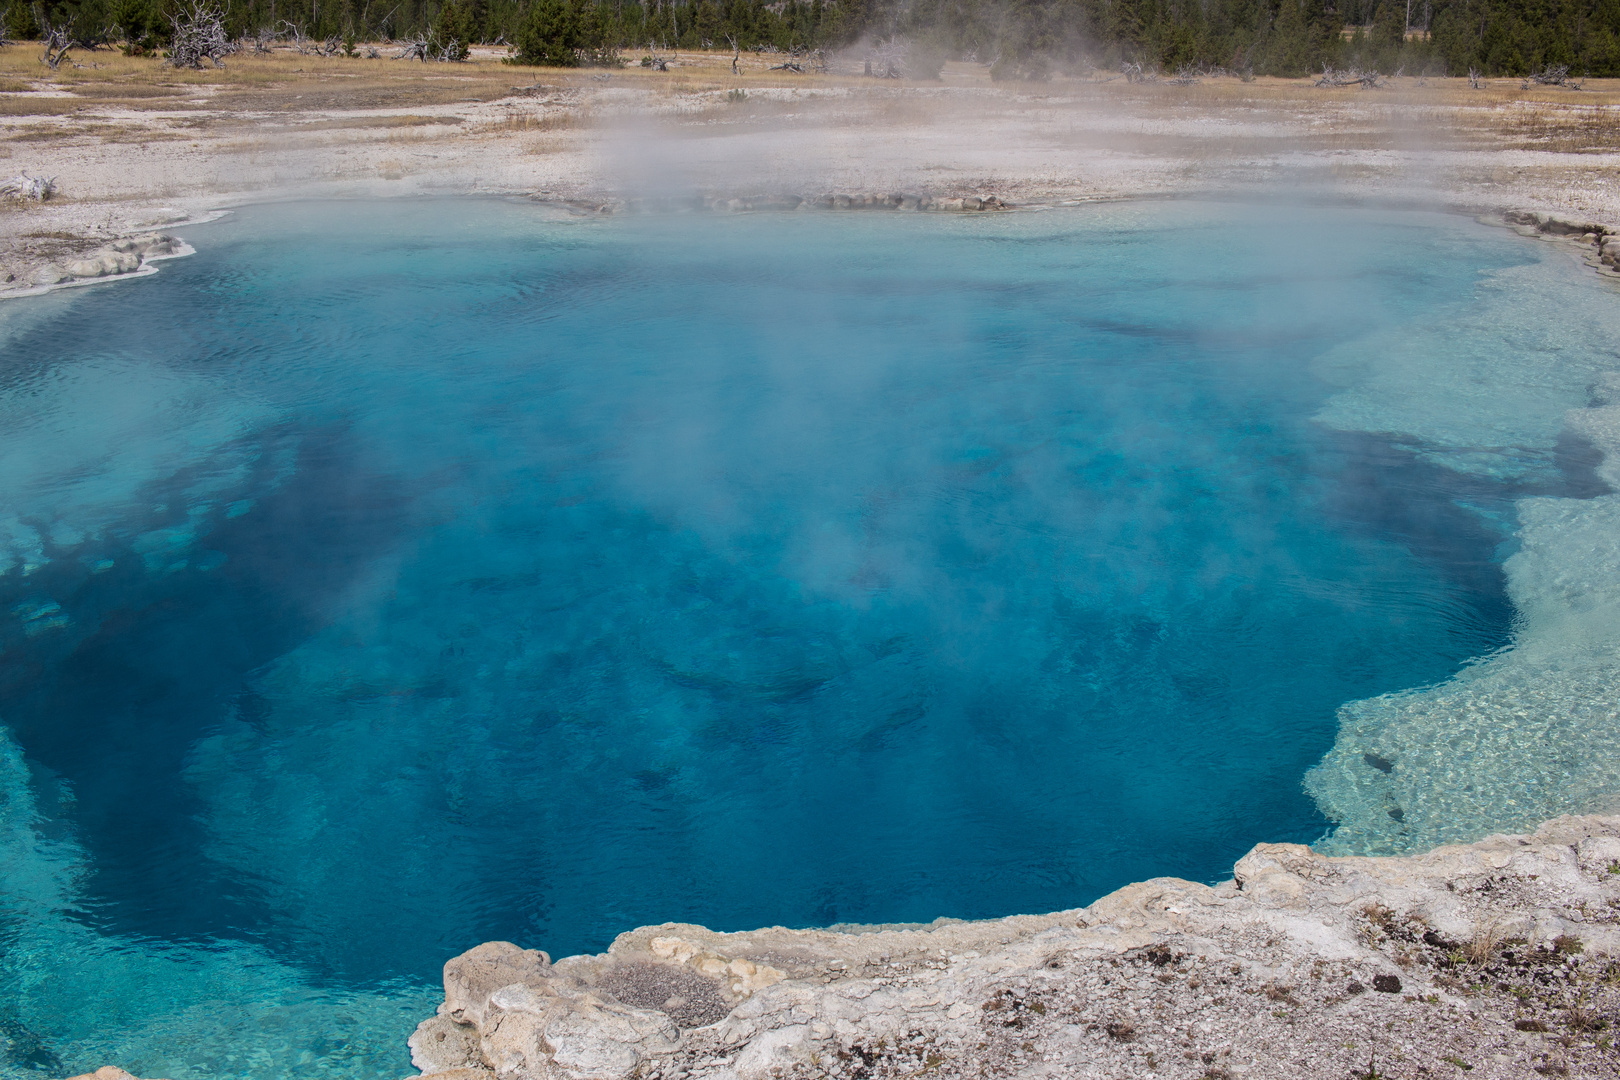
[405,816,1620,1080]
[4,232,187,297]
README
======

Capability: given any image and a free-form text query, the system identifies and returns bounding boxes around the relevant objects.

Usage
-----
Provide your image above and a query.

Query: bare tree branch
[1522,65,1582,89]
[0,172,55,200]
[168,0,235,68]
[394,32,431,60]
[1315,65,1384,88]
[40,21,71,69]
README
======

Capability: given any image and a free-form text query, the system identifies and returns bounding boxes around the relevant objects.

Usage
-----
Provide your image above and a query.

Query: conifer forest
[6,0,1614,101]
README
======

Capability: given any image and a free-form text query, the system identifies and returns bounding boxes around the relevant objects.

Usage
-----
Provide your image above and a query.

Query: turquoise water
[0,200,1613,1077]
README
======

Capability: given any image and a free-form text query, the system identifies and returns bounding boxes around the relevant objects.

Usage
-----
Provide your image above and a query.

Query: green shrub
[507,0,619,67]
[436,0,473,61]
[112,0,169,53]
[509,0,583,65]
[4,0,39,40]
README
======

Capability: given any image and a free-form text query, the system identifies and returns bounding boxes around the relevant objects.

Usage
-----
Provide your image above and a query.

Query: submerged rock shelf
[1303,215,1620,858]
[396,816,1620,1080]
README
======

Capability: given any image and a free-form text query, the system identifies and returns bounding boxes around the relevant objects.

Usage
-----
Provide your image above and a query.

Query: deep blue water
[0,200,1601,1076]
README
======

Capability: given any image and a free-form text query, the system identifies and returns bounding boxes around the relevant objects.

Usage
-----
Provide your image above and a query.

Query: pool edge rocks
[1493,208,1620,282]
[0,234,193,302]
[394,815,1620,1080]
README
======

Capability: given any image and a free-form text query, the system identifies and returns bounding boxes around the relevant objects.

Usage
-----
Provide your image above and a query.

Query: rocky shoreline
[1498,208,1620,277]
[611,192,1012,214]
[376,816,1620,1080]
[0,191,1015,302]
[7,198,1615,310]
[0,230,189,299]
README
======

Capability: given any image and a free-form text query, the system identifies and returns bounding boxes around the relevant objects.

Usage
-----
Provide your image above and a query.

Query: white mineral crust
[402,814,1620,1080]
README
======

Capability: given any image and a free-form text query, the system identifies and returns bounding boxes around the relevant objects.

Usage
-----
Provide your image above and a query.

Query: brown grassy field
[2,41,1618,122]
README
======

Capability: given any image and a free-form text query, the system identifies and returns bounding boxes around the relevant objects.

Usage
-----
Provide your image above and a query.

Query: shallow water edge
[1306,219,1620,855]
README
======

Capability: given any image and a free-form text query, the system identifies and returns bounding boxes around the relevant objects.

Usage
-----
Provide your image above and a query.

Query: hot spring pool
[1,200,1617,1077]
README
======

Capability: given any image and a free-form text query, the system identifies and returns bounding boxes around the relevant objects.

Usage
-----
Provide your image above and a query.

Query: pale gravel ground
[5,54,1620,283]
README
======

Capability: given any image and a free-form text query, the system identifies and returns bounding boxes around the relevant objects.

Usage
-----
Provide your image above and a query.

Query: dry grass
[0,38,1610,148]
[0,44,551,102]
[1497,102,1620,152]
[1467,919,1510,967]
[288,114,466,130]
[3,122,94,140]
[477,108,584,134]
[68,82,185,98]
[0,97,89,116]
[1,41,1617,108]
[95,125,192,142]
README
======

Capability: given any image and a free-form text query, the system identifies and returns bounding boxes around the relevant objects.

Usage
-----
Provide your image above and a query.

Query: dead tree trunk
[1522,65,1579,89]
[168,0,235,67]
[40,23,71,69]
[0,172,55,200]
[1315,66,1383,88]
[394,33,431,59]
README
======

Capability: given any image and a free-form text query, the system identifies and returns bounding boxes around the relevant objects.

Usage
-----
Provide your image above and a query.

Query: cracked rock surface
[3,232,183,291]
[406,815,1620,1080]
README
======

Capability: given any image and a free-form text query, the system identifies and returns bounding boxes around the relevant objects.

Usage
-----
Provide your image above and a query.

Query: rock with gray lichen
[405,815,1620,1080]
[63,234,181,280]
[6,233,184,293]
[65,251,141,278]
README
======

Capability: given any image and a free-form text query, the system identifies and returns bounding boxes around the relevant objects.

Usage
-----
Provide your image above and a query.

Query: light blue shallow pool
[0,200,1615,1077]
